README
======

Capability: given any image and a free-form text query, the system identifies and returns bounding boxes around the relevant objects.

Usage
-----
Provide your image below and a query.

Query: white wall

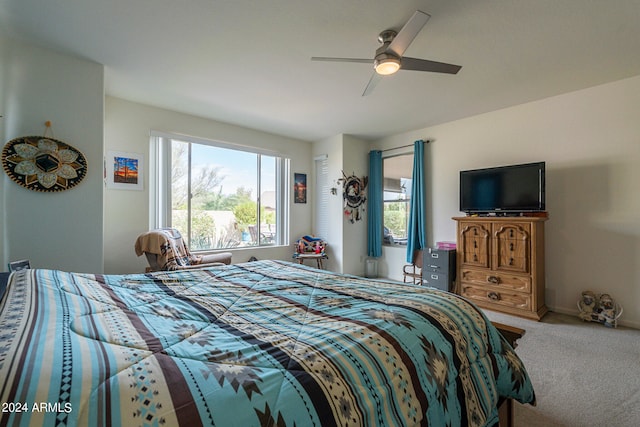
[312,134,369,275]
[104,97,313,274]
[0,37,104,273]
[342,135,369,276]
[375,75,640,327]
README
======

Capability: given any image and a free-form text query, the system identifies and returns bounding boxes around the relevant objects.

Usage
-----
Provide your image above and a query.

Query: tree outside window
[165,138,285,251]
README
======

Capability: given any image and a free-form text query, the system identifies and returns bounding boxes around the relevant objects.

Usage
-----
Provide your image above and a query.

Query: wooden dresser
[453,216,548,320]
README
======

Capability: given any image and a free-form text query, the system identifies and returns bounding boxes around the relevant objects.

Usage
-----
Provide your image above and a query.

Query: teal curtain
[367,150,383,257]
[406,140,427,262]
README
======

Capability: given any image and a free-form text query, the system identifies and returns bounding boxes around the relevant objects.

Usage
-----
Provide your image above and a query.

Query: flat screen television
[460,161,545,214]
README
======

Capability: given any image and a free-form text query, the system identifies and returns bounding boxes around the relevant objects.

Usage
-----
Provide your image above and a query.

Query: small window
[383,153,413,245]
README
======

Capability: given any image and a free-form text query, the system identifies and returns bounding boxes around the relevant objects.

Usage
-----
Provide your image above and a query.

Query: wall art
[106,151,143,190]
[2,136,87,192]
[294,172,307,203]
[338,171,368,223]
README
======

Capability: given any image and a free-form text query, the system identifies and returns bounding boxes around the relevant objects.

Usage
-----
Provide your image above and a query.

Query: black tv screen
[460,162,545,213]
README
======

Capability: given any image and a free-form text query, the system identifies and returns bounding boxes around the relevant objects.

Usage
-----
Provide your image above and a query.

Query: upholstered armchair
[135,228,232,272]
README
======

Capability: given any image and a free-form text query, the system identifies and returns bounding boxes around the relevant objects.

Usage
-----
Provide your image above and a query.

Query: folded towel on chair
[135,228,201,270]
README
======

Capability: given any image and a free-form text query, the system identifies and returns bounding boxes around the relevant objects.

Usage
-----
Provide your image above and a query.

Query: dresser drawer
[461,284,532,311]
[459,269,531,293]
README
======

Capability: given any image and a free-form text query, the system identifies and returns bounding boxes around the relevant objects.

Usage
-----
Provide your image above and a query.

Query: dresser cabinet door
[460,222,491,268]
[493,223,530,273]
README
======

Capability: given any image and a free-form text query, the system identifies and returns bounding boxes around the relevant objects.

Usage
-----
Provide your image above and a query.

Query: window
[151,134,289,251]
[383,153,413,245]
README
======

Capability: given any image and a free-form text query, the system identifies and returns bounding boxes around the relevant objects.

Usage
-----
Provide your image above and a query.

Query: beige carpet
[484,310,640,427]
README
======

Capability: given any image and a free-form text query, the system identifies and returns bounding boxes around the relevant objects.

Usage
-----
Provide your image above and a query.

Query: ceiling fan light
[375,58,400,75]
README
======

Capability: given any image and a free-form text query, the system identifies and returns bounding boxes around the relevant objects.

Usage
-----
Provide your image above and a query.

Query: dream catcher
[338,171,368,223]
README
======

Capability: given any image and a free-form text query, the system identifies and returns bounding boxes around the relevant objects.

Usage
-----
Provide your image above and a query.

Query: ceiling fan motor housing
[377,29,397,44]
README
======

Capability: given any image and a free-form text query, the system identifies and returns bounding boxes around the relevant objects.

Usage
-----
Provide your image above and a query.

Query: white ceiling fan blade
[362,72,383,96]
[311,57,373,64]
[387,10,430,57]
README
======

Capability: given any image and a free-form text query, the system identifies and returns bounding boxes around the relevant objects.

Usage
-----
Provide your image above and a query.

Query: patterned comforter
[0,260,535,426]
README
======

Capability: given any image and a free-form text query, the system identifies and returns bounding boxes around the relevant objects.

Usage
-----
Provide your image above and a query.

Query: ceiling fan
[312,10,461,96]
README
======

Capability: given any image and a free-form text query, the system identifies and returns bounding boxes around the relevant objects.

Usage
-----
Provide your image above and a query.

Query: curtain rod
[380,139,430,153]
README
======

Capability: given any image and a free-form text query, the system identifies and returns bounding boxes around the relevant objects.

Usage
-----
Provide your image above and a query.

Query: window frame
[150,131,290,251]
[382,151,413,246]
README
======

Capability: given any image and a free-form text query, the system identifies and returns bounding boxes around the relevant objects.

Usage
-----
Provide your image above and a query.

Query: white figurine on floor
[598,293,618,328]
[578,290,597,321]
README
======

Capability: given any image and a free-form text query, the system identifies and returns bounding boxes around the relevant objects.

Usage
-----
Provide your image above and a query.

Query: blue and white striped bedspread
[0,260,534,426]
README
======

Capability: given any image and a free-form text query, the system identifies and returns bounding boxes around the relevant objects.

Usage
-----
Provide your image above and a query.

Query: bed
[0,260,535,426]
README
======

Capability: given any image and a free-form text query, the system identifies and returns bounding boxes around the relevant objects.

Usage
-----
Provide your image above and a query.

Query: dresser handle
[487,275,500,284]
[487,291,501,301]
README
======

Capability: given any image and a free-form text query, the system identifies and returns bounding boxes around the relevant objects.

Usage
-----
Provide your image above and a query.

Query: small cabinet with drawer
[422,248,456,292]
[454,216,547,320]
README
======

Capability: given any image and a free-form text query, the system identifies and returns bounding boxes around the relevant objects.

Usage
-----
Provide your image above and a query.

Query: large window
[383,153,413,245]
[151,134,289,251]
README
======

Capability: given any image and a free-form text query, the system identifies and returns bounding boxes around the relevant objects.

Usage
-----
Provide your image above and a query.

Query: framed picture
[294,173,307,203]
[8,259,31,272]
[105,151,143,190]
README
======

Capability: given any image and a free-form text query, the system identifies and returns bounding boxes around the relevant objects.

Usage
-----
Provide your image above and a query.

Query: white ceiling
[2,0,640,142]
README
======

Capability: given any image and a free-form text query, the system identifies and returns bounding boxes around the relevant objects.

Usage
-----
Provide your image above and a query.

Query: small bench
[492,322,525,348]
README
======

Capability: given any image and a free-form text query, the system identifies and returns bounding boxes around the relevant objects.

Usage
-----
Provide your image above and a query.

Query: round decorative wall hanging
[2,136,88,192]
[338,171,368,223]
